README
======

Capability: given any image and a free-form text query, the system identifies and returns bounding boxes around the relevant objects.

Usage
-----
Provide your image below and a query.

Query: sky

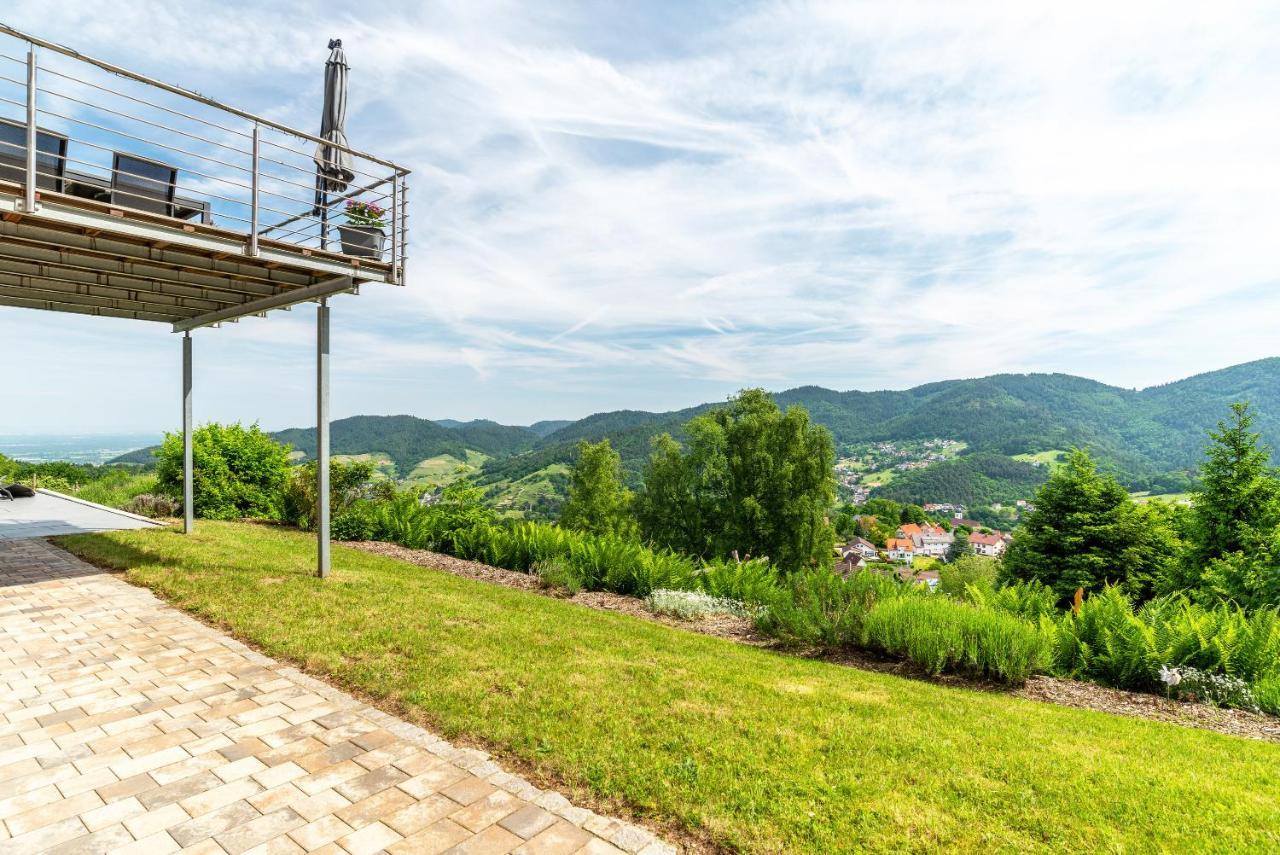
[3,1,1280,433]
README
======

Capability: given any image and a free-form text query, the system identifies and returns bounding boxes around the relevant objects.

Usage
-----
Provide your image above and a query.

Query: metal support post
[316,300,331,577]
[182,331,194,533]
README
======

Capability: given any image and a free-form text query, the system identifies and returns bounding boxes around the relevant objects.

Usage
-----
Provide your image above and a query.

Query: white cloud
[2,0,1279,431]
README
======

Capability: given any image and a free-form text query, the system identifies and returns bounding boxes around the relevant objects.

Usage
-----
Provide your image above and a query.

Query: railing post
[398,176,408,284]
[248,121,260,256]
[24,48,38,213]
[390,172,399,280]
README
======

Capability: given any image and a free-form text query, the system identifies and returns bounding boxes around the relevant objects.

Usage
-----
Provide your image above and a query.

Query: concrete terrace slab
[0,537,676,854]
[0,489,162,540]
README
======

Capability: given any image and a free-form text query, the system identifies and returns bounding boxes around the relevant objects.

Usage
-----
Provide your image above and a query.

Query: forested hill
[111,415,541,475]
[481,358,1280,491]
[111,359,1280,495]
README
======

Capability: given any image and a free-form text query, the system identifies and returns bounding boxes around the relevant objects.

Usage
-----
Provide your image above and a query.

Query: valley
[105,358,1280,518]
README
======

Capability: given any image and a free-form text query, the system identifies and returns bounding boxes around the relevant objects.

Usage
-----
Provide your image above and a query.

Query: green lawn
[58,522,1280,853]
[1012,449,1066,467]
[408,450,490,485]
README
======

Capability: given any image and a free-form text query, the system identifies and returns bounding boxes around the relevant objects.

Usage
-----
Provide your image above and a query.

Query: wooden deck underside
[0,183,396,326]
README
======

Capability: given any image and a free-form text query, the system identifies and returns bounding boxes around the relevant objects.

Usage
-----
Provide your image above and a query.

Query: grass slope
[58,522,1280,854]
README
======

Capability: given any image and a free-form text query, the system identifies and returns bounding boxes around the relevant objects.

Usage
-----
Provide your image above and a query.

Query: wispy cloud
[3,1,1279,431]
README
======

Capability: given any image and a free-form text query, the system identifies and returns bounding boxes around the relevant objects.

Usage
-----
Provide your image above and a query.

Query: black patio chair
[111,152,177,217]
[0,117,68,193]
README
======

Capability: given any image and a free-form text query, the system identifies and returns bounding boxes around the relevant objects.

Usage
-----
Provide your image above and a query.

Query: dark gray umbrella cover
[314,39,355,192]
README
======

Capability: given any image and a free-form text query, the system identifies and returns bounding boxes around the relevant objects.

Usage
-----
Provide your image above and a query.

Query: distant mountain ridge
[110,359,1280,503]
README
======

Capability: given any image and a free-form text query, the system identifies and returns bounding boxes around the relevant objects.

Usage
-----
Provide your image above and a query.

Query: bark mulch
[344,540,1280,744]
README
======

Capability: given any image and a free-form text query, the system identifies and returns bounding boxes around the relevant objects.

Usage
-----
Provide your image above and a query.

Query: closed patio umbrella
[313,38,354,247]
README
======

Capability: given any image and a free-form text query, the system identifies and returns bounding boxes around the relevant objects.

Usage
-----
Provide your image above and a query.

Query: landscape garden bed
[348,538,1280,744]
[56,521,1280,854]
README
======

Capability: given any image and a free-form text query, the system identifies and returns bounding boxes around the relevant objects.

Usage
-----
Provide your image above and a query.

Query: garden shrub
[1254,674,1280,716]
[970,580,1060,621]
[1054,585,1155,688]
[1053,587,1280,710]
[155,422,290,520]
[936,554,998,600]
[698,557,782,605]
[614,548,699,598]
[74,471,157,509]
[757,568,907,650]
[864,596,1053,684]
[646,589,750,620]
[535,558,584,596]
[1158,666,1260,712]
[281,459,377,530]
[123,493,181,519]
[332,500,378,541]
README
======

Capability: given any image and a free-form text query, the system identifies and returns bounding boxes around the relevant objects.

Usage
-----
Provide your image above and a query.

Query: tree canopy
[636,389,836,572]
[1002,449,1176,601]
[559,439,636,539]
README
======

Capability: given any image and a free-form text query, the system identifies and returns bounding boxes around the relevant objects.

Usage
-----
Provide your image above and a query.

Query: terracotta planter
[338,224,386,259]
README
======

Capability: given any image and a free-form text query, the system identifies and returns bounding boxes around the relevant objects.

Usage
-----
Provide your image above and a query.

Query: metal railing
[0,24,410,282]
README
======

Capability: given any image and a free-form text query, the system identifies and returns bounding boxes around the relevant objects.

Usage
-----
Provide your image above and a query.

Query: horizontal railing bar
[258,220,330,243]
[35,61,253,142]
[26,103,261,188]
[0,22,411,173]
[0,113,396,219]
[33,83,256,163]
[257,135,402,184]
[258,175,395,236]
[54,149,263,221]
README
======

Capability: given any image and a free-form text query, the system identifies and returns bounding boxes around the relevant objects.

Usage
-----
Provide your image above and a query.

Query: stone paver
[0,537,674,853]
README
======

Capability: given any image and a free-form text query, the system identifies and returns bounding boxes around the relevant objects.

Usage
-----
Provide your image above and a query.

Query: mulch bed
[344,540,1280,744]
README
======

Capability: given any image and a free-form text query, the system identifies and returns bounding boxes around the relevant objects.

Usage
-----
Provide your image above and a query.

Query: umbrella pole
[317,174,329,252]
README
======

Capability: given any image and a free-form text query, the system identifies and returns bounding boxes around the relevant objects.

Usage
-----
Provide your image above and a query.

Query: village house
[885,537,916,563]
[834,553,868,576]
[842,537,879,560]
[896,522,954,558]
[970,532,1007,557]
[895,566,941,590]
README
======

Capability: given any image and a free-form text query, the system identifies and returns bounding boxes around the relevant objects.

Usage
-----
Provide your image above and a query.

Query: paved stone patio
[0,538,676,855]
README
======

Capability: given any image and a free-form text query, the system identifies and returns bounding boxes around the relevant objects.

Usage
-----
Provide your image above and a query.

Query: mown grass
[58,522,1280,854]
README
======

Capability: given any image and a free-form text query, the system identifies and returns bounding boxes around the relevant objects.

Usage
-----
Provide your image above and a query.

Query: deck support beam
[182,331,193,534]
[171,275,357,333]
[316,300,330,578]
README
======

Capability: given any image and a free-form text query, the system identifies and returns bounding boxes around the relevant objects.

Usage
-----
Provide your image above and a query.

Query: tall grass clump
[864,597,1054,684]
[74,471,157,509]
[758,568,909,650]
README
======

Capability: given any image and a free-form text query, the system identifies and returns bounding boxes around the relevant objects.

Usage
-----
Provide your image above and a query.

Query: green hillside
[112,414,538,478]
[109,359,1280,511]
[875,453,1049,506]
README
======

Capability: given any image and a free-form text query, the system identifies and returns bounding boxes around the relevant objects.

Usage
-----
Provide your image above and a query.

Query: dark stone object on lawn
[3,484,36,498]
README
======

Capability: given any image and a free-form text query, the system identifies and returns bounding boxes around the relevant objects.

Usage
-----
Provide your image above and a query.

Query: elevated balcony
[0,24,410,331]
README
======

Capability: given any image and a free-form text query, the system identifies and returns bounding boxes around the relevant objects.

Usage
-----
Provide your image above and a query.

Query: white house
[970,532,1007,557]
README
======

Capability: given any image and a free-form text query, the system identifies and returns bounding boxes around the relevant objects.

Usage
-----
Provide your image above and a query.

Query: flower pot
[338,224,386,259]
